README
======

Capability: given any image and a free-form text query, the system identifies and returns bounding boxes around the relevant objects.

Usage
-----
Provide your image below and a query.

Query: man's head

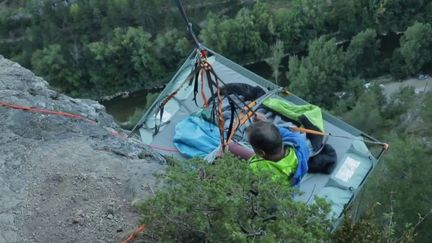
[247,121,282,160]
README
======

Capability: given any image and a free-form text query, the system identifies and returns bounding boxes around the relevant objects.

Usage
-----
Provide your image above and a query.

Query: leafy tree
[138,155,331,242]
[383,86,416,124]
[87,27,162,95]
[266,40,284,85]
[398,22,432,76]
[287,37,349,109]
[331,78,366,115]
[320,0,363,38]
[368,0,432,32]
[341,85,387,135]
[295,0,326,37]
[31,44,82,94]
[153,30,191,73]
[346,29,381,77]
[273,8,309,53]
[200,4,271,63]
[249,1,272,36]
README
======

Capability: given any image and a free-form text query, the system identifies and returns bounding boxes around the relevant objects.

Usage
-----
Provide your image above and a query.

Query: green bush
[333,205,417,243]
[138,155,331,242]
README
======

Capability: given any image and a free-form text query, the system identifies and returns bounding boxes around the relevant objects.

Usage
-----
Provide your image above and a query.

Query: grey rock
[0,55,166,242]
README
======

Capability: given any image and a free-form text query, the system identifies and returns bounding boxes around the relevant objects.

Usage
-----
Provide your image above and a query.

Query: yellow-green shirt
[248,147,298,184]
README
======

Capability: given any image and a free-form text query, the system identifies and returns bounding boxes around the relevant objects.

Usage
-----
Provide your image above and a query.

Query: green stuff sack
[263,98,324,151]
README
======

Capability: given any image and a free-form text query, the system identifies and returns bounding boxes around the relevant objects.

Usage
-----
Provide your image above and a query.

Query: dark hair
[247,121,282,156]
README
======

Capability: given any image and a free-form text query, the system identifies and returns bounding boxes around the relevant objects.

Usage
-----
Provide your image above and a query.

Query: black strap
[173,0,201,50]
[226,99,236,143]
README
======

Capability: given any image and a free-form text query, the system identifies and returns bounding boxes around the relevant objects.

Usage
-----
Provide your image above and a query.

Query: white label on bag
[334,157,360,182]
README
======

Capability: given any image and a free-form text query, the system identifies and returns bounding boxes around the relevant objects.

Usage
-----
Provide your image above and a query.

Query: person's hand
[253,112,267,122]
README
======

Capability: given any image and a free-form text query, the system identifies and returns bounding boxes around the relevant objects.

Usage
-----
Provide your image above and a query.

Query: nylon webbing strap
[174,0,201,49]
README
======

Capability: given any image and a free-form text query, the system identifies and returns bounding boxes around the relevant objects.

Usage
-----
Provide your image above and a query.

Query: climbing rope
[121,224,146,243]
[0,101,96,123]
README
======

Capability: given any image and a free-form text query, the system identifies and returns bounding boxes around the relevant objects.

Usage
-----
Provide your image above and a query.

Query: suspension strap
[167,0,257,152]
[174,0,201,50]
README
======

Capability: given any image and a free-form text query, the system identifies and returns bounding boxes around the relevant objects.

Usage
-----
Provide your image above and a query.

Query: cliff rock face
[0,55,165,242]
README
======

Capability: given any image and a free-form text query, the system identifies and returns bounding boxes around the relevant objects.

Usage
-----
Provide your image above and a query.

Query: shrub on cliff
[138,154,331,242]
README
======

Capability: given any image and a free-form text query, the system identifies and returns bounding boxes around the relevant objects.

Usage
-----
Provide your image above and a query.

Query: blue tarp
[173,116,220,158]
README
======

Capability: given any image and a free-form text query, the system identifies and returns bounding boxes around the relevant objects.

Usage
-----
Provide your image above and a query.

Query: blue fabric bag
[173,116,220,158]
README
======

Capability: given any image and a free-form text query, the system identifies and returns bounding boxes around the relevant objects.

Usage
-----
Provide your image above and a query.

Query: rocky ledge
[0,55,165,242]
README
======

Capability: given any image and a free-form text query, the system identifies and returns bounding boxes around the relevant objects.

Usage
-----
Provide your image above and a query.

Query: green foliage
[420,91,432,136]
[266,40,284,85]
[340,87,432,241]
[333,205,417,243]
[398,22,432,76]
[154,30,191,72]
[368,0,432,32]
[2,0,432,97]
[331,78,367,115]
[320,0,363,37]
[1,0,238,97]
[361,133,432,242]
[31,44,82,94]
[273,8,309,52]
[287,37,349,109]
[384,86,416,122]
[138,155,331,242]
[340,85,387,135]
[87,27,162,95]
[200,4,271,63]
[347,29,381,77]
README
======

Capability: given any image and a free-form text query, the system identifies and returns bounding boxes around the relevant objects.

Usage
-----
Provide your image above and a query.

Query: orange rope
[290,126,326,136]
[0,101,96,123]
[225,101,256,144]
[225,87,284,144]
[197,56,225,152]
[121,224,146,243]
[200,69,208,107]
[291,126,389,149]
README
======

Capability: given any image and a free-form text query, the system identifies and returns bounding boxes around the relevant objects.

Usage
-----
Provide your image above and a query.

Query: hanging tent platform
[133,47,387,227]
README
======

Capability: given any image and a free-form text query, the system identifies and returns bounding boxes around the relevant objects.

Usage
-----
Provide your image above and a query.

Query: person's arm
[228,142,255,160]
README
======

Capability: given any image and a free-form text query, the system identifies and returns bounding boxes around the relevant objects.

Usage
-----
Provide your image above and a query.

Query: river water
[101,89,155,123]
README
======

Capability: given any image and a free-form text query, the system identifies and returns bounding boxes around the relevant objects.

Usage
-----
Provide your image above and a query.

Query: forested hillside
[0,0,253,97]
[1,0,431,241]
[2,0,431,98]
